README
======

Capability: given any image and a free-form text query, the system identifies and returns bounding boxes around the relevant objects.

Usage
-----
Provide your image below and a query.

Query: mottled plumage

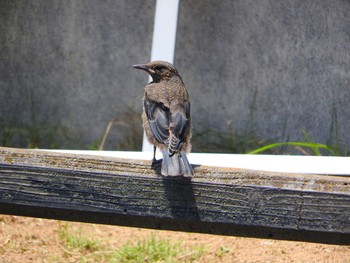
[133,61,194,176]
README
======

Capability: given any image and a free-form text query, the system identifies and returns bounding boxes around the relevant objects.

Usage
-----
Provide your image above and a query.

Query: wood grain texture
[0,147,349,244]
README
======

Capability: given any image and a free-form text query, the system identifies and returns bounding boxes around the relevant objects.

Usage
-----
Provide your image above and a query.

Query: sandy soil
[0,215,349,262]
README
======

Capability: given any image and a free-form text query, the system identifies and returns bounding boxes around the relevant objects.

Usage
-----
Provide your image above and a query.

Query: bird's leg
[152,146,156,162]
[151,146,162,167]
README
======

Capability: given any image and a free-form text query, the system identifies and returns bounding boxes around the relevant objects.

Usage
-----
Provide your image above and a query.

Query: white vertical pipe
[142,0,180,152]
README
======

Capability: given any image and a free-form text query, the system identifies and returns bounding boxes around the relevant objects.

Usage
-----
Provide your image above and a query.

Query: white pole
[142,0,180,152]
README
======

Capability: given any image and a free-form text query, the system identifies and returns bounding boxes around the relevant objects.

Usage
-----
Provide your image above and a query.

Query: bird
[133,61,194,176]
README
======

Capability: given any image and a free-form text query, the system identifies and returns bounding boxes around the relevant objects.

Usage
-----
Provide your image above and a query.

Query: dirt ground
[0,215,349,263]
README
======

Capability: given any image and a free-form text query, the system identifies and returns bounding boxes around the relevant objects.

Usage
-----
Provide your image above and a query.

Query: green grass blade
[247,141,335,155]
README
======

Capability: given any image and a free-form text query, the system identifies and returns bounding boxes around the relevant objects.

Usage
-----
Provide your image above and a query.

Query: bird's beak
[132,64,155,74]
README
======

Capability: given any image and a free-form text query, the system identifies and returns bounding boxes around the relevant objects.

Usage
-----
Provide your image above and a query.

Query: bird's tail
[160,149,194,177]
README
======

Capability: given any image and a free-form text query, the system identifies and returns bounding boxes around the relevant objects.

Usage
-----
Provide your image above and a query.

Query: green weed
[249,131,348,156]
[116,235,204,263]
[57,222,102,253]
[192,119,270,154]
[215,246,231,259]
[56,223,203,263]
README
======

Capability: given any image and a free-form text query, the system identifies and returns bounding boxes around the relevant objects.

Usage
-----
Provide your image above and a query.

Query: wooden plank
[0,147,349,245]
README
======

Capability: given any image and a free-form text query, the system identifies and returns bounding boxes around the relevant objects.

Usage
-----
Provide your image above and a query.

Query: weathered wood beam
[0,147,349,244]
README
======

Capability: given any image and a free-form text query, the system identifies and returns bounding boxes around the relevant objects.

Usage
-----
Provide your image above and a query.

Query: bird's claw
[151,158,162,168]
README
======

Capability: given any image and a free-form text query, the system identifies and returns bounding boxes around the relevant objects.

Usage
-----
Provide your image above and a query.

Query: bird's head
[133,61,179,83]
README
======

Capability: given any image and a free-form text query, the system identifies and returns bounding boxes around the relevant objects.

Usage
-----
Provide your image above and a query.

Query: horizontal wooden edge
[1,146,349,193]
[1,203,349,245]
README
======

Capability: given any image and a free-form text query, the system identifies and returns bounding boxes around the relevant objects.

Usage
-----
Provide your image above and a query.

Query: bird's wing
[143,96,170,144]
[168,102,191,155]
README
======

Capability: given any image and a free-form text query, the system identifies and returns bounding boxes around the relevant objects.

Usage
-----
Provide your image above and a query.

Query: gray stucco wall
[176,0,350,150]
[0,1,154,149]
[1,0,349,152]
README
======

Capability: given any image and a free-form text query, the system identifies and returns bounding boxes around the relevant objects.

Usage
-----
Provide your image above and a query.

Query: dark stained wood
[0,147,349,244]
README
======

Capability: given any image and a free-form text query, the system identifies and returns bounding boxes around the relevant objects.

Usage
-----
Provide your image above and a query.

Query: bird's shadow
[152,161,200,221]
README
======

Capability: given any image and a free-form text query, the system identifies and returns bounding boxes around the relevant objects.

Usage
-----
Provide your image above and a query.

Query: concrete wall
[175,0,350,150]
[1,0,349,152]
[0,1,155,149]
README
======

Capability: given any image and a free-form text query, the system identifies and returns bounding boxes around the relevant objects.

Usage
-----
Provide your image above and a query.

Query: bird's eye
[154,65,165,72]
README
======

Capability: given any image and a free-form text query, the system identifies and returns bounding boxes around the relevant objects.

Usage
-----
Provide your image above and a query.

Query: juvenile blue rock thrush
[133,61,194,176]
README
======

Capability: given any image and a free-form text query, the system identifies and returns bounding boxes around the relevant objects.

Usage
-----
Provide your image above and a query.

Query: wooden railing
[0,147,349,245]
